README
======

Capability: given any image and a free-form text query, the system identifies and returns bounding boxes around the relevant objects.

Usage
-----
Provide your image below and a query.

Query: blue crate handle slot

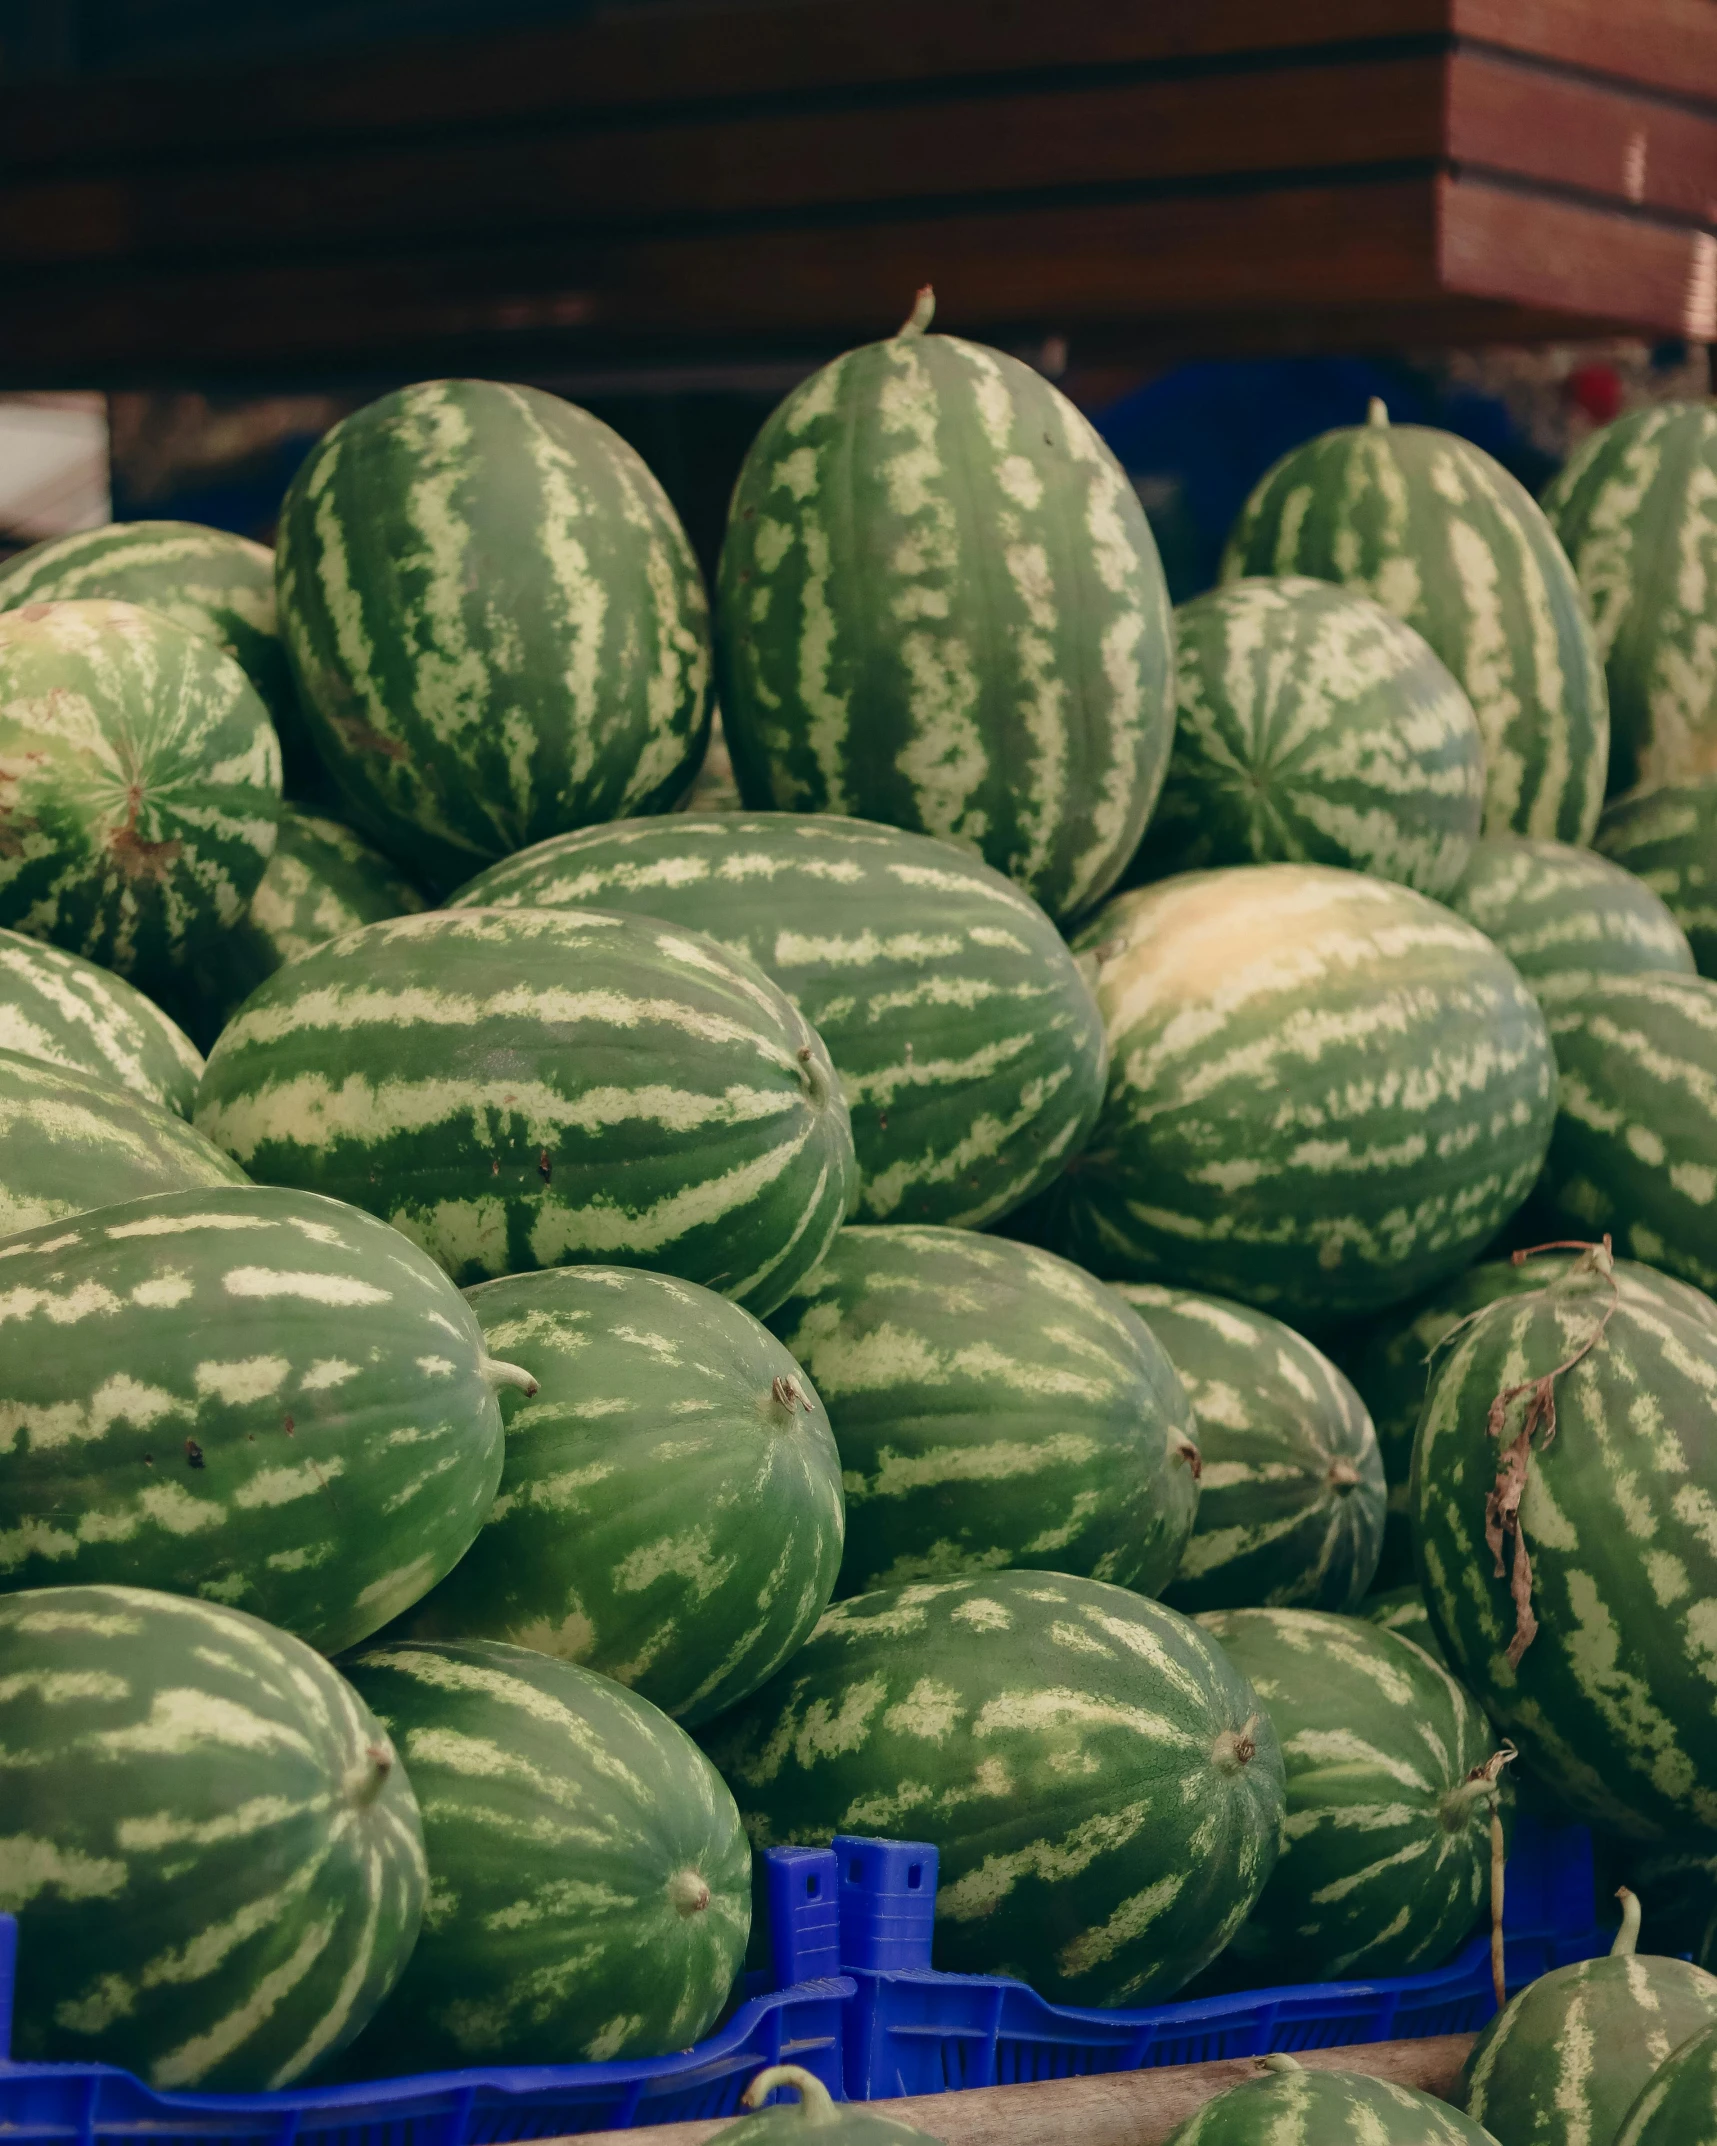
[830,1836,938,1972]
[765,1845,841,1987]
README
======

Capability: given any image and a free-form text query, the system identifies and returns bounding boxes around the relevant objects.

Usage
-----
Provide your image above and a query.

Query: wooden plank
[0,2,1460,174]
[1449,48,1717,221]
[1440,171,1717,340]
[1454,0,1717,110]
[565,2034,1479,2146]
[0,178,1447,381]
[0,57,1452,270]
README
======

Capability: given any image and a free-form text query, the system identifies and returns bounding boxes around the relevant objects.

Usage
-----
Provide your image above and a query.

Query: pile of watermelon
[4,306,1717,2146]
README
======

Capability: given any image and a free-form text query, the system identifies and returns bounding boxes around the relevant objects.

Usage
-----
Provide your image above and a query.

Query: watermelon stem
[480,1354,538,1397]
[742,2064,839,2120]
[899,286,937,338]
[1368,397,1390,427]
[1326,1457,1362,1489]
[1613,1887,1642,1956]
[1260,2054,1304,2075]
[1213,1712,1261,1774]
[667,1867,713,1917]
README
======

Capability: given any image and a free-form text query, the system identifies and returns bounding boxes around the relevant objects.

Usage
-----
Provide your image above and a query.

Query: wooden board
[564,2033,1479,2146]
[1,0,1712,382]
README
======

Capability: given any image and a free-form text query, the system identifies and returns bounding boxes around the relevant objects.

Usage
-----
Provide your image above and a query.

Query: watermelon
[1221,403,1609,844]
[701,1569,1285,2006]
[340,1637,750,2070]
[1030,864,1557,1319]
[1358,1582,1444,1659]
[165,808,425,1052]
[714,292,1175,926]
[0,920,202,1113]
[0,518,316,793]
[0,1184,529,1654]
[389,1265,845,1724]
[450,813,1106,1230]
[1195,1607,1508,1980]
[726,2067,936,2143]
[193,906,854,1311]
[0,1047,247,1239]
[1461,1892,1717,2146]
[1542,402,1717,796]
[1444,835,1694,1001]
[765,1227,1198,1599]
[0,598,281,993]
[1534,970,1717,1291]
[1617,2019,1717,2146]
[1133,575,1484,895]
[275,380,711,890]
[1163,2055,1501,2144]
[1412,1242,1717,1838]
[1596,778,1717,977]
[1114,1284,1384,1612]
[1337,1251,1717,1587]
[0,1581,425,2088]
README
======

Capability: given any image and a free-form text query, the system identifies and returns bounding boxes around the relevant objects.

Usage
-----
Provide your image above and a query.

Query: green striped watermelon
[1596,779,1717,977]
[701,1569,1285,2006]
[1032,864,1557,1319]
[165,808,424,1052]
[448,812,1106,1229]
[390,1265,845,1724]
[0,921,202,1113]
[1195,1607,1508,1980]
[340,1637,750,2070]
[0,599,282,993]
[1164,2056,1501,2144]
[1134,575,1483,895]
[715,294,1175,926]
[0,519,315,794]
[193,906,854,1310]
[1617,2019,1717,2146]
[0,1185,527,1653]
[1358,1582,1443,1659]
[764,1227,1198,1599]
[1412,1243,1717,1838]
[1114,1285,1383,1612]
[1461,1895,1717,2146]
[1221,404,1609,844]
[726,2068,936,2142]
[1445,835,1694,1000]
[0,1581,425,2088]
[1338,1250,1717,1588]
[0,1047,246,1239]
[1542,402,1717,796]
[1534,970,1717,1291]
[276,380,712,890]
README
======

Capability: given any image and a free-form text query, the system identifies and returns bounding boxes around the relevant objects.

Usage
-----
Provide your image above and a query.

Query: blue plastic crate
[0,1876,849,2145]
[0,1814,1605,2135]
[823,1814,1608,2100]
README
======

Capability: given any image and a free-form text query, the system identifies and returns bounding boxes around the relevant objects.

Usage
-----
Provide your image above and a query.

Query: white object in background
[0,394,111,542]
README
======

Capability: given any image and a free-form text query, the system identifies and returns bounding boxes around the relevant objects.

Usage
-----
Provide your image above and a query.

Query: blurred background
[2,0,1712,592]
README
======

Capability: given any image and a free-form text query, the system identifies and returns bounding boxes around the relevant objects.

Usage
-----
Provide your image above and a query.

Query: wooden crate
[2,0,1714,381]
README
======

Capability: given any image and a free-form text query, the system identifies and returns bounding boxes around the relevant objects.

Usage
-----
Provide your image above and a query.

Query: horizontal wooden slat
[0,58,1452,269]
[1440,170,1717,339]
[0,1,1459,174]
[1449,48,1717,220]
[1454,0,1717,110]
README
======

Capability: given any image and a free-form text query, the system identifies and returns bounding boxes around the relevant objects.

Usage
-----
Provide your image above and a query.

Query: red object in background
[1566,362,1626,424]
